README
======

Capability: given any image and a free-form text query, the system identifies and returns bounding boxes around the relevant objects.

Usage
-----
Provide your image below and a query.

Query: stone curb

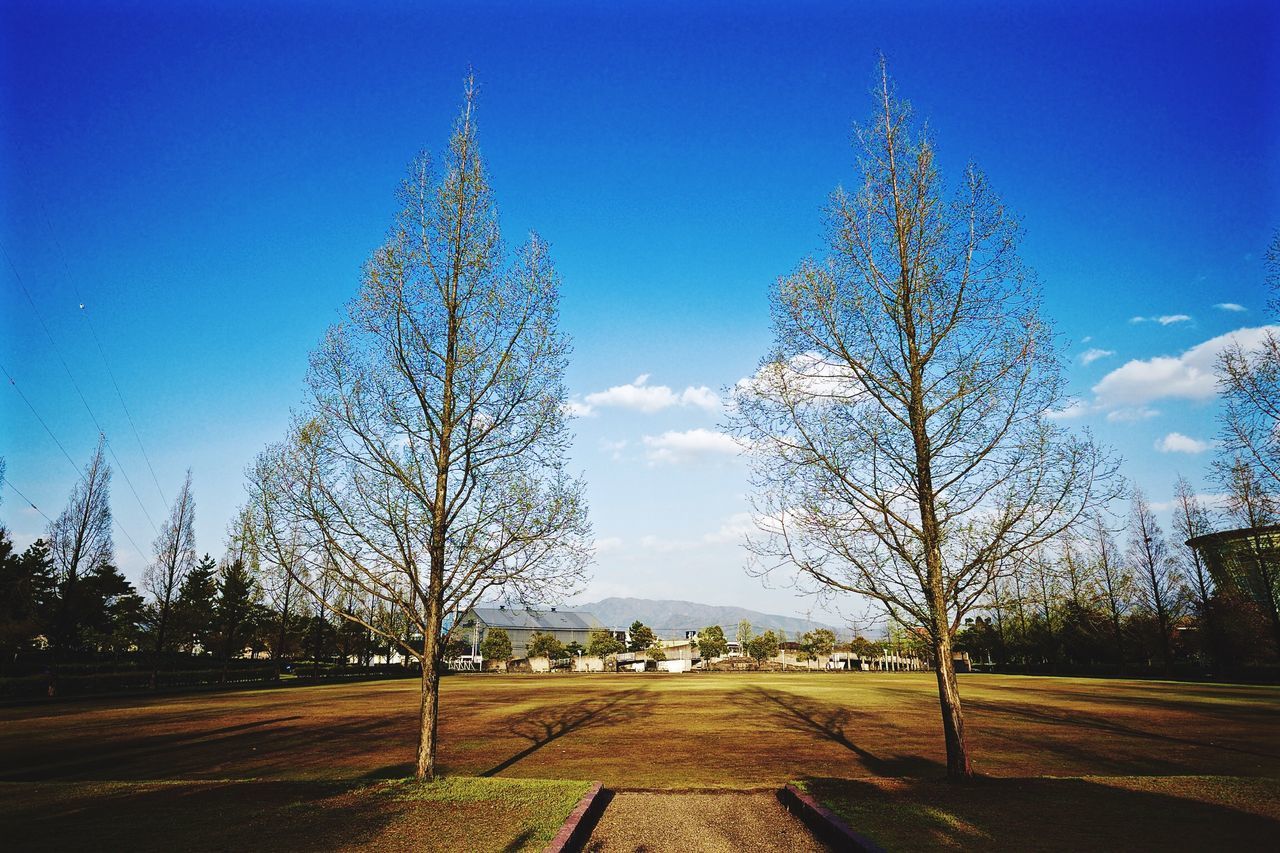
[777,783,886,852]
[545,781,608,853]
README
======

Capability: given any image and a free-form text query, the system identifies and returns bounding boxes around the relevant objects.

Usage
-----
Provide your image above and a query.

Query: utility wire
[0,246,162,536]
[1,363,150,560]
[1,361,83,475]
[1,476,55,525]
[14,154,169,510]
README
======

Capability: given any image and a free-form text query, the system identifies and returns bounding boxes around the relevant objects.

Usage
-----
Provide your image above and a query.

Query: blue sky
[2,1,1277,630]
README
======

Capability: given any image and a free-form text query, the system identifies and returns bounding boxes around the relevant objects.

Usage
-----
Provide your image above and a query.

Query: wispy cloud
[1214,302,1246,313]
[1130,314,1192,326]
[642,428,742,464]
[568,374,721,416]
[1078,347,1115,366]
[1106,407,1160,423]
[1155,432,1211,454]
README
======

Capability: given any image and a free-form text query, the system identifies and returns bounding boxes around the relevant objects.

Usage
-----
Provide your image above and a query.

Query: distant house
[460,606,605,660]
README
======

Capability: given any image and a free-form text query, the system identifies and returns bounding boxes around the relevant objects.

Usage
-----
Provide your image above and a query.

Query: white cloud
[1150,492,1231,513]
[702,512,756,544]
[1106,407,1160,423]
[1046,400,1089,420]
[1092,325,1280,408]
[1214,303,1246,312]
[679,385,721,411]
[1129,314,1192,326]
[592,536,624,554]
[572,374,721,416]
[1079,348,1115,366]
[599,439,629,461]
[1081,336,1093,344]
[564,400,595,417]
[734,352,864,405]
[642,428,742,464]
[1155,432,1211,454]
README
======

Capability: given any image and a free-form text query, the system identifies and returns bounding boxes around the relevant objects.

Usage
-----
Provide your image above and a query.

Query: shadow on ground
[483,690,650,777]
[802,774,1280,851]
[745,686,944,776]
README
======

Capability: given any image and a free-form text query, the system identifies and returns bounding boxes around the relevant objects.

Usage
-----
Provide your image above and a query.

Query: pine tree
[172,554,218,654]
[214,558,255,677]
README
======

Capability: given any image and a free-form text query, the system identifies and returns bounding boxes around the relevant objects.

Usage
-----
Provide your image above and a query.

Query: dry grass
[0,777,589,852]
[3,672,1275,786]
[2,672,1277,849]
[801,775,1280,851]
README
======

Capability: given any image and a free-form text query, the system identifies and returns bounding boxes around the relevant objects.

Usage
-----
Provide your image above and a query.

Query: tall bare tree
[48,439,113,674]
[728,61,1117,779]
[1089,512,1132,670]
[239,491,305,676]
[144,469,196,681]
[1171,476,1216,620]
[1217,232,1280,491]
[1127,487,1184,674]
[1219,458,1280,650]
[252,78,590,781]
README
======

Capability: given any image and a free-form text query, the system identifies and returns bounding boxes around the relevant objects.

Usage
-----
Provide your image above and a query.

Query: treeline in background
[0,445,418,699]
[953,470,1278,679]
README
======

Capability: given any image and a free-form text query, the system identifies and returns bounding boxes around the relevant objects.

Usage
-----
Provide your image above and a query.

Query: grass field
[2,672,1278,849]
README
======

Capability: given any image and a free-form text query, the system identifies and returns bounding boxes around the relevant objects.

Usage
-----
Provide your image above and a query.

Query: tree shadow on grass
[2,780,404,853]
[745,687,943,777]
[801,775,1280,852]
[482,690,649,777]
[1,714,418,782]
[0,716,308,781]
[961,696,1280,763]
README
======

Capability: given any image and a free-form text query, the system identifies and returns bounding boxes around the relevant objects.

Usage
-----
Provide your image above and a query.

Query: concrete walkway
[584,790,828,852]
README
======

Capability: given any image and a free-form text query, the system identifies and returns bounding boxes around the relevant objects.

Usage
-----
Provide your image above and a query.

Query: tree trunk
[415,644,441,782]
[931,626,972,780]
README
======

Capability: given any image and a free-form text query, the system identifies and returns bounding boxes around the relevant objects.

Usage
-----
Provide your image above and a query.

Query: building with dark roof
[460,606,606,659]
[1187,524,1280,646]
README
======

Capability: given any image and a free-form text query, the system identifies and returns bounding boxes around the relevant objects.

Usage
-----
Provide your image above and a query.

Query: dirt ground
[1,672,1276,787]
[584,791,827,852]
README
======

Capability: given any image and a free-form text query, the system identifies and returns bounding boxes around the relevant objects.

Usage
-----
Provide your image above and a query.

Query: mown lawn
[1,777,589,853]
[2,672,1275,786]
[1,672,1277,849]
[801,775,1280,851]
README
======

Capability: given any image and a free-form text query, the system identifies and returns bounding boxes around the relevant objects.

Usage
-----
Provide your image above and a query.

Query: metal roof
[469,607,604,631]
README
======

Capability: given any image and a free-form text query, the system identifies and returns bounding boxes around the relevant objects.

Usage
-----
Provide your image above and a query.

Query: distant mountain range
[568,596,837,638]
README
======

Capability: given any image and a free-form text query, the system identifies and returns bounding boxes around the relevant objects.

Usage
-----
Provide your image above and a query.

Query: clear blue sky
[2,1,1276,629]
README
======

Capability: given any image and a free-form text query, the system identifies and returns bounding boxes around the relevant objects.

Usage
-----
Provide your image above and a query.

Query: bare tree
[252,78,590,781]
[1217,232,1280,491]
[1127,487,1184,674]
[1027,549,1062,665]
[1219,458,1280,650]
[1089,512,1131,670]
[728,60,1117,779]
[240,491,306,676]
[144,469,196,681]
[48,439,113,679]
[1171,476,1216,619]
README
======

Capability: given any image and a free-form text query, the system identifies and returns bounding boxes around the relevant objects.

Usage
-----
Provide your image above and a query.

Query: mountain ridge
[567,596,837,638]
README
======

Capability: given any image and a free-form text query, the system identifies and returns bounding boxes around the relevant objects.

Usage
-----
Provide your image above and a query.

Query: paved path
[584,790,828,852]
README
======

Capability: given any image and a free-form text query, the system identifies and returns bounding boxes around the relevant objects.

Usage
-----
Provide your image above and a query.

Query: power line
[15,155,169,511]
[0,365,151,563]
[1,476,55,525]
[1,240,163,537]
[1,361,82,475]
